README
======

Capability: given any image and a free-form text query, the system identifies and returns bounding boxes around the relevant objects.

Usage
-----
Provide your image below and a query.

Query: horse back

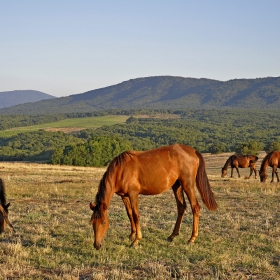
[269,151,280,167]
[232,155,257,168]
[135,144,199,172]
[114,144,199,195]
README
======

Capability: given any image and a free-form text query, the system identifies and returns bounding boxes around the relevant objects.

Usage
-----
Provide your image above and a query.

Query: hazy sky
[1,1,279,97]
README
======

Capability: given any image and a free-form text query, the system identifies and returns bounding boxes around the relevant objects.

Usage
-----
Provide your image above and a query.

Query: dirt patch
[44,127,85,133]
[134,114,180,119]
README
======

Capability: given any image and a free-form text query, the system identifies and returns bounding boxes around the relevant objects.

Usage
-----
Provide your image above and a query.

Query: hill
[0,76,280,114]
[0,90,55,109]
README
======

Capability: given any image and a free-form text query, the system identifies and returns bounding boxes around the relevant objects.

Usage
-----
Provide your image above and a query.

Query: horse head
[221,167,227,177]
[259,170,267,182]
[0,202,15,233]
[89,201,109,250]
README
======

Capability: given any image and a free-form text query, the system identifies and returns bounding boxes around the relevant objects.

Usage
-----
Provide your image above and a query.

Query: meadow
[0,152,280,279]
[0,115,128,137]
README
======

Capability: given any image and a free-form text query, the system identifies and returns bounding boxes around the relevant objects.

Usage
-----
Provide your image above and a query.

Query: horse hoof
[129,233,136,241]
[167,236,174,242]
[187,241,195,246]
[130,240,139,248]
[130,243,138,248]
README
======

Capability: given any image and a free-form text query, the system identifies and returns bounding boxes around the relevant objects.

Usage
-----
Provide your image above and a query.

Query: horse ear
[5,202,10,209]
[102,202,107,211]
[89,202,95,211]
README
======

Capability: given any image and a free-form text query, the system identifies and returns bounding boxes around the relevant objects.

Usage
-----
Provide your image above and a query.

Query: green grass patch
[0,115,128,137]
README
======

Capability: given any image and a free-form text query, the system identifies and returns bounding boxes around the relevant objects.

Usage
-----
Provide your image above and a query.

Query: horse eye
[102,221,106,225]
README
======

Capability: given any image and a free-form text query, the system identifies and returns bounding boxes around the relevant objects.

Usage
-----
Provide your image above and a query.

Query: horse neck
[95,151,129,208]
[260,155,269,172]
[103,182,115,206]
[248,155,257,162]
[222,156,232,170]
[95,171,115,208]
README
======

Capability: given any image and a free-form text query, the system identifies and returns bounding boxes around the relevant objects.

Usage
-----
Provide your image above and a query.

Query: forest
[0,109,280,166]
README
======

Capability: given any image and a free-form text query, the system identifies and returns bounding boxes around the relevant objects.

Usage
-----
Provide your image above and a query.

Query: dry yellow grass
[0,153,279,279]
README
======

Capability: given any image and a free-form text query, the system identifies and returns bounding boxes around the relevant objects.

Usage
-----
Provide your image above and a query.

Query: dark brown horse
[0,178,15,233]
[259,151,280,182]
[221,155,258,178]
[89,144,217,250]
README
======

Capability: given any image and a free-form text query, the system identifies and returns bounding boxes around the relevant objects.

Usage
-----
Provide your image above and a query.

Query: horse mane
[0,178,7,207]
[222,155,234,169]
[260,152,271,171]
[93,151,132,218]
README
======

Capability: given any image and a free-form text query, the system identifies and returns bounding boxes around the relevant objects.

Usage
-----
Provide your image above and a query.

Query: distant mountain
[0,90,55,109]
[0,76,280,114]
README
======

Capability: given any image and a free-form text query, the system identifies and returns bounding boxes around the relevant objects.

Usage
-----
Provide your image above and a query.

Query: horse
[0,178,15,233]
[221,155,258,179]
[259,151,280,182]
[89,144,217,250]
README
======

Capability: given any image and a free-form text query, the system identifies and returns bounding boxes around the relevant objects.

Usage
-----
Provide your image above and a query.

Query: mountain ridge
[0,76,279,114]
[0,90,55,109]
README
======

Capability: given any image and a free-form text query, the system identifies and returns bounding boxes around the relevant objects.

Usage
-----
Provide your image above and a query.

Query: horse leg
[128,192,142,247]
[253,167,257,179]
[271,166,278,182]
[248,166,253,179]
[236,167,241,178]
[181,179,200,244]
[121,196,136,240]
[167,181,186,242]
[231,167,234,178]
[272,166,279,182]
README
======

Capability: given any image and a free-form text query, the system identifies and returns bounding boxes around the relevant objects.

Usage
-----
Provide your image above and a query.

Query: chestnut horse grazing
[259,151,280,182]
[89,144,217,250]
[0,179,15,233]
[221,155,258,178]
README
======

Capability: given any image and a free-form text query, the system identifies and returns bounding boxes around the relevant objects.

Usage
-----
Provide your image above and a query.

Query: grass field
[0,152,280,279]
[0,115,128,137]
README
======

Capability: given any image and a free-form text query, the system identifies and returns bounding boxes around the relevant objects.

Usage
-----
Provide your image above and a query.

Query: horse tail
[195,151,217,211]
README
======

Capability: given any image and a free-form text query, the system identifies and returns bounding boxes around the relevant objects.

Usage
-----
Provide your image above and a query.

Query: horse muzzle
[94,239,104,250]
[94,242,102,250]
[94,244,101,250]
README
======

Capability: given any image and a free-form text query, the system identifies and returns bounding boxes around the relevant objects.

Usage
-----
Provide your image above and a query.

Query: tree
[235,140,264,155]
[209,142,227,154]
[264,141,280,153]
[52,135,132,167]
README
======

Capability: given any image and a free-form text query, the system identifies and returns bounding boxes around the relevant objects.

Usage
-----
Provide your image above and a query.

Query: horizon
[1,75,279,98]
[1,74,280,97]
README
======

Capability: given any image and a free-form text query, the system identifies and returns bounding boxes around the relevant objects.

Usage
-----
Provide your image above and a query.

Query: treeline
[52,136,132,167]
[0,109,280,166]
[76,113,280,153]
[0,130,83,162]
[0,112,110,130]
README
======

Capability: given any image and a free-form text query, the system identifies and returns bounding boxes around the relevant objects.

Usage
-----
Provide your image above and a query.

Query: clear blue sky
[1,1,279,97]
